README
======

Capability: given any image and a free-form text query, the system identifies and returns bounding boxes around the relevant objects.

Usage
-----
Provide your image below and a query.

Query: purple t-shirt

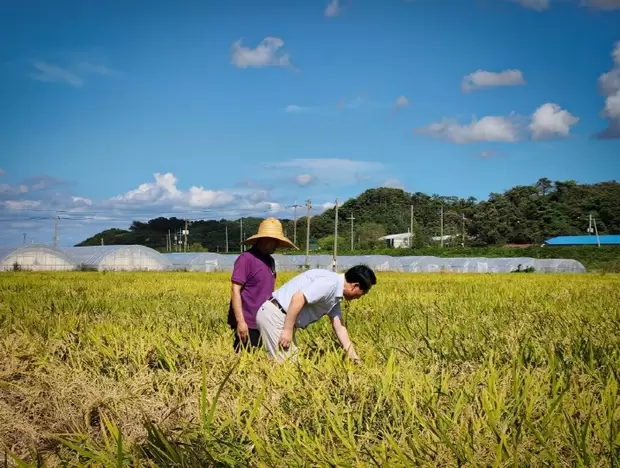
[227,247,276,330]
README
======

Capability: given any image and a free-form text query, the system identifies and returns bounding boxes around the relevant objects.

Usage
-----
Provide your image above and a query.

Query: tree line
[76,178,620,252]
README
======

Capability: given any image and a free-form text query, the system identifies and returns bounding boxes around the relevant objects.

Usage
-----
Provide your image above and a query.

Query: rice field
[1,271,619,467]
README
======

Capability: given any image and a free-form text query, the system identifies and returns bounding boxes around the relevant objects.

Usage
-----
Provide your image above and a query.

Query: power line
[290,200,301,246]
[348,213,355,251]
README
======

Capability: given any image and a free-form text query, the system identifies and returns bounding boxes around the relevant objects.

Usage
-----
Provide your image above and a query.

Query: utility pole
[333,199,339,272]
[593,215,601,248]
[349,213,355,251]
[225,224,229,253]
[440,205,444,248]
[240,218,243,253]
[167,229,171,251]
[23,233,26,245]
[588,214,593,235]
[462,213,466,247]
[305,199,311,268]
[53,215,59,247]
[410,205,414,248]
[101,237,104,246]
[291,200,300,246]
[183,217,189,252]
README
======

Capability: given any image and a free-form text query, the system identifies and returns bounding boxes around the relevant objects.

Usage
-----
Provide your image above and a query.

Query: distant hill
[76,178,620,252]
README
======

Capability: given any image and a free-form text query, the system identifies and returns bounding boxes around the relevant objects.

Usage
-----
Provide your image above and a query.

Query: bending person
[256,265,376,363]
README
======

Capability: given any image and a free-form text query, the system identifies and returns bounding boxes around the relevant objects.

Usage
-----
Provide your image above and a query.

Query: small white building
[379,232,413,248]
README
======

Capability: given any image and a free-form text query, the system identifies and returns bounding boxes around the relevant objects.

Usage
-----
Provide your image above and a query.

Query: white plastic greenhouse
[399,256,443,272]
[532,258,587,273]
[487,257,537,273]
[0,244,588,274]
[62,245,172,271]
[164,253,220,272]
[0,244,77,271]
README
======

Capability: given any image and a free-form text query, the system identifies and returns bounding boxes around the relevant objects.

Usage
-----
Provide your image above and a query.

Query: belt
[268,296,286,314]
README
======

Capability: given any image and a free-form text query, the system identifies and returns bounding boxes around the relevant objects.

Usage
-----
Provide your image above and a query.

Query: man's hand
[236,320,249,342]
[331,314,360,363]
[278,328,293,350]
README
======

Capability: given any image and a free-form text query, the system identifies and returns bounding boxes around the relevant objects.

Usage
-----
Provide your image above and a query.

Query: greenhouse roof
[62,245,172,267]
[0,244,76,265]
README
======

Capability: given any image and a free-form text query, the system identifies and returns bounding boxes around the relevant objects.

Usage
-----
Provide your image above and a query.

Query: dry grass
[0,271,619,467]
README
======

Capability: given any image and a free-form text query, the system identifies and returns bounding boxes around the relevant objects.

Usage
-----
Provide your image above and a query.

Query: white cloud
[325,0,341,16]
[596,42,620,139]
[512,0,550,11]
[272,158,383,173]
[0,169,5,177]
[461,69,526,92]
[380,178,406,189]
[0,172,294,247]
[415,115,520,144]
[322,201,336,210]
[266,158,385,187]
[72,196,93,206]
[30,61,83,87]
[604,91,620,118]
[294,174,316,186]
[285,104,312,113]
[529,103,579,140]
[392,96,409,115]
[3,200,41,210]
[110,173,237,209]
[29,60,120,87]
[230,37,298,71]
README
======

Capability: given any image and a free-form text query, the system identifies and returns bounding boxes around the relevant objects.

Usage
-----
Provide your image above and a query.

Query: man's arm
[230,256,249,341]
[278,290,306,349]
[231,282,246,322]
[330,314,360,363]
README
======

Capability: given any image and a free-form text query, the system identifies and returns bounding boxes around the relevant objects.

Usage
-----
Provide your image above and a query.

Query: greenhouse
[0,244,77,271]
[439,257,492,273]
[486,257,536,273]
[196,254,587,274]
[62,245,172,271]
[335,255,404,272]
[164,253,220,272]
[532,258,586,273]
[399,256,443,272]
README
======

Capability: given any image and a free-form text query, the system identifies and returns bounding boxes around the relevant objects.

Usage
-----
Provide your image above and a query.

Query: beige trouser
[256,300,298,362]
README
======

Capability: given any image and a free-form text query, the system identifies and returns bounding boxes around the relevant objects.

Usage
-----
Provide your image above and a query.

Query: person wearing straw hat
[227,217,298,352]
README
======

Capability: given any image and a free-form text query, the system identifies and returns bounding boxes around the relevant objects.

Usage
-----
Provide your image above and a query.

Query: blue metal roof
[544,235,620,245]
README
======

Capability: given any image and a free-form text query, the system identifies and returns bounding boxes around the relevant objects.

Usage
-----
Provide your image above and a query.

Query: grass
[1,271,619,467]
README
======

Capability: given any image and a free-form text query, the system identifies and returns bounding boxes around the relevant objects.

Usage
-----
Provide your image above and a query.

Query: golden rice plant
[0,271,619,467]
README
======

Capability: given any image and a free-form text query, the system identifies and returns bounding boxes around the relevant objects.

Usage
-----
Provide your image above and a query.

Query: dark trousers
[233,328,263,352]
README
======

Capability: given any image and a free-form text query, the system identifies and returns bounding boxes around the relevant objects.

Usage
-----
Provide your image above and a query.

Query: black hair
[345,264,377,291]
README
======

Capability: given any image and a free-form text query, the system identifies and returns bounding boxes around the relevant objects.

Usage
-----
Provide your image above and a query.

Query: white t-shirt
[272,269,344,329]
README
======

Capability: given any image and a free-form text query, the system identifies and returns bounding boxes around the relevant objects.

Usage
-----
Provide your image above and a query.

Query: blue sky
[1,0,619,246]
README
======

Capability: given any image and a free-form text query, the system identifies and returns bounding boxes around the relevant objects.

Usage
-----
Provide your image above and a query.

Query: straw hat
[242,217,298,250]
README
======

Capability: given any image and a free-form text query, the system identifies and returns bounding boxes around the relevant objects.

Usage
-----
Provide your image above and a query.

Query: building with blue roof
[544,235,620,246]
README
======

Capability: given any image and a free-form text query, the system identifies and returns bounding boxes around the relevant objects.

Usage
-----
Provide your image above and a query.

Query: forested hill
[76,178,620,252]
